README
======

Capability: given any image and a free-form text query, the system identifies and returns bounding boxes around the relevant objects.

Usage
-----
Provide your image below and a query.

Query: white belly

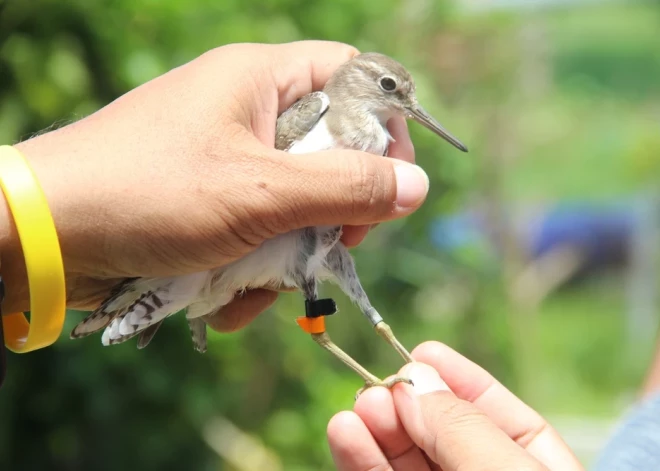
[287,116,390,156]
[287,118,337,154]
[216,231,302,291]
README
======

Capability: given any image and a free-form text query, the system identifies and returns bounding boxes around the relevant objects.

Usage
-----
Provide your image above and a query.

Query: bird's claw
[355,375,414,401]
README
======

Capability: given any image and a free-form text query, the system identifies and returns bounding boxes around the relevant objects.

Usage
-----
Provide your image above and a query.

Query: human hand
[328,342,584,471]
[0,41,424,331]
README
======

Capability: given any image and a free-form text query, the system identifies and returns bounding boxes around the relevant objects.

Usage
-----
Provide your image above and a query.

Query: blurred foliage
[1,0,660,469]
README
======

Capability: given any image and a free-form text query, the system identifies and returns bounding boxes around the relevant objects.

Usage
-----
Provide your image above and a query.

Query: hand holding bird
[69,49,466,395]
[3,41,465,396]
[2,41,423,319]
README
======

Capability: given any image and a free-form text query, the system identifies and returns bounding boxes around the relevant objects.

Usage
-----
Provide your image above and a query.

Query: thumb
[266,149,429,230]
[392,363,548,470]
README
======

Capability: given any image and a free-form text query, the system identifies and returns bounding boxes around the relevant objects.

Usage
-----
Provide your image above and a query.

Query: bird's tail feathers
[71,272,210,351]
[70,278,141,339]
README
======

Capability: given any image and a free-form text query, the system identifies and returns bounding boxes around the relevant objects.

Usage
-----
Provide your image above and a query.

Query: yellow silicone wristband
[0,145,66,353]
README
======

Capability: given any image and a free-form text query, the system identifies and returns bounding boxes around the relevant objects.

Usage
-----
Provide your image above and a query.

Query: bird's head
[325,52,467,152]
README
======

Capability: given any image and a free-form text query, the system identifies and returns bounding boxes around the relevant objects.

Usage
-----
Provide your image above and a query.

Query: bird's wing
[275,91,330,151]
[71,272,209,349]
[70,277,142,338]
[101,272,209,346]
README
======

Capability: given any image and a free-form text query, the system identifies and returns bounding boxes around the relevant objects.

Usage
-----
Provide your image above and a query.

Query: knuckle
[440,400,488,430]
[207,196,263,255]
[334,42,360,59]
[226,211,270,250]
[347,158,386,216]
[320,40,360,60]
[512,421,551,449]
[262,203,293,236]
[423,398,488,458]
[197,45,234,68]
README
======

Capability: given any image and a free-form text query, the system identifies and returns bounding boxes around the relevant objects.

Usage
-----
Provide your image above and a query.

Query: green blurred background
[2,0,660,469]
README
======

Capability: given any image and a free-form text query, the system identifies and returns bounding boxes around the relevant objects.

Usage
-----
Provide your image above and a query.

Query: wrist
[0,157,29,314]
[0,143,67,352]
[1,135,67,313]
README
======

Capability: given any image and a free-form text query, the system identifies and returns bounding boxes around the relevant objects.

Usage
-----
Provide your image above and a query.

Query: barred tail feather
[70,278,140,339]
[101,272,209,347]
[102,319,142,346]
[71,272,210,350]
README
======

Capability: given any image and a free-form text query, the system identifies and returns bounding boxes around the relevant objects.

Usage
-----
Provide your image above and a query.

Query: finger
[327,411,391,471]
[203,288,278,333]
[411,342,583,470]
[340,225,370,248]
[255,150,429,235]
[341,223,381,248]
[355,387,432,471]
[338,117,413,248]
[387,117,415,164]
[270,40,360,112]
[392,363,548,470]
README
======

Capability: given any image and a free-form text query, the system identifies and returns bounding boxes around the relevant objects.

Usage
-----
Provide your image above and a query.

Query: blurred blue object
[430,212,484,251]
[431,200,638,274]
[529,202,634,269]
[592,391,660,471]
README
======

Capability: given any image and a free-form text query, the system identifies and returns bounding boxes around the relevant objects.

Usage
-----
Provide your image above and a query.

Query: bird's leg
[373,322,414,363]
[311,332,379,385]
[296,274,409,397]
[295,228,409,397]
[325,242,414,364]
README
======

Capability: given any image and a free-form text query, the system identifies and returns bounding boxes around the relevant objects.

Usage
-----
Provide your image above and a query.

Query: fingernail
[394,162,429,209]
[402,363,450,396]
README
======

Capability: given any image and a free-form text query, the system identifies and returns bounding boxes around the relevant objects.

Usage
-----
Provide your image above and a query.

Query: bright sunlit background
[1,0,660,469]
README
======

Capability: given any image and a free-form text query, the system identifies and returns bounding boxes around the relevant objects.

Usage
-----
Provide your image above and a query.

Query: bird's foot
[355,375,414,400]
[308,332,414,400]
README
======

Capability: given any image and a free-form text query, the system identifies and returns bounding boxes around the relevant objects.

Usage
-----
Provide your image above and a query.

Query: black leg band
[305,298,337,318]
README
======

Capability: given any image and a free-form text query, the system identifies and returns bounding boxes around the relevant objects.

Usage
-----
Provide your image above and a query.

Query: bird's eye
[379,77,397,92]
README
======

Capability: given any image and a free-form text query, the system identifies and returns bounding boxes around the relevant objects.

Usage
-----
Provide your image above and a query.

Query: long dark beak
[406,104,468,152]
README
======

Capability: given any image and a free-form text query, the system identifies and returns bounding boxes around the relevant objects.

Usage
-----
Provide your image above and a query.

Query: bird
[71,52,467,395]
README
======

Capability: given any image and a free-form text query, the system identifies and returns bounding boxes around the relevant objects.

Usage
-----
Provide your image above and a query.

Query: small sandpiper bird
[71,52,467,394]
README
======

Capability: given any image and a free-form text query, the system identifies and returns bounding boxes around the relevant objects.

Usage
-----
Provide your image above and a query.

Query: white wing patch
[287,117,337,155]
